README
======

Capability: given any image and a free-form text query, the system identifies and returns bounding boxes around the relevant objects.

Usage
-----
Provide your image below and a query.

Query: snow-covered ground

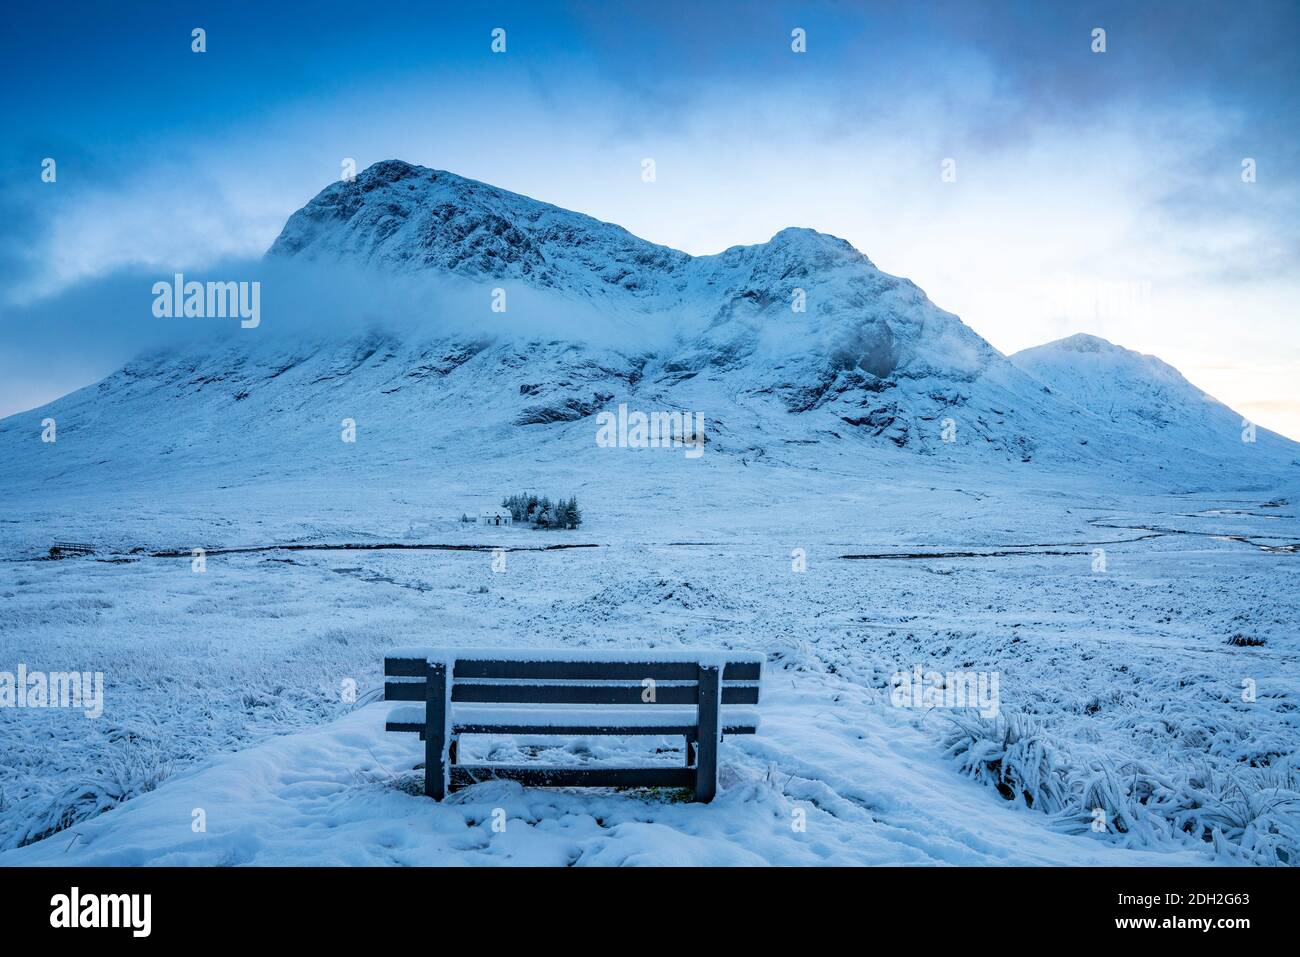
[2,161,1297,866]
[2,461,1296,865]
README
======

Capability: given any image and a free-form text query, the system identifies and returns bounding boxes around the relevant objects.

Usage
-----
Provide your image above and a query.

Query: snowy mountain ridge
[1,160,1295,496]
[268,160,874,313]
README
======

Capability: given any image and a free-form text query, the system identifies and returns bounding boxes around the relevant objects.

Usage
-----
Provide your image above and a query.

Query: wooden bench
[383,648,763,802]
[49,541,95,558]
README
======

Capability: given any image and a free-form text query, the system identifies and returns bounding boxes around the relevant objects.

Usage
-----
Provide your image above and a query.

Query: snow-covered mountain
[1,160,1295,497]
[1011,333,1250,445]
[266,161,1047,455]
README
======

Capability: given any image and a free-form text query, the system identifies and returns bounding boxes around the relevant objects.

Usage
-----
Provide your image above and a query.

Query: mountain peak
[266,159,690,297]
[1037,333,1123,355]
[347,159,528,200]
[1053,332,1115,353]
[757,226,871,266]
[355,158,430,183]
[266,160,883,298]
[768,226,856,250]
[1015,334,1174,373]
[1012,333,1183,385]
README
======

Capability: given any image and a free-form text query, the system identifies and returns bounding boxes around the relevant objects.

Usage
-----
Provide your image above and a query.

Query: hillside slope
[1011,333,1270,453]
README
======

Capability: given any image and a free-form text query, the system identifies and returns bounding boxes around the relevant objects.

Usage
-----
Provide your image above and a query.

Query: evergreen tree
[498,491,582,528]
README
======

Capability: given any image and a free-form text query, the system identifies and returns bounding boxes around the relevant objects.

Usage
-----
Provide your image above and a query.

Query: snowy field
[2,457,1296,865]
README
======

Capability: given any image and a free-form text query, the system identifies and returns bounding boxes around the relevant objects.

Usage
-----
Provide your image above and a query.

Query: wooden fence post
[425,660,448,799]
[694,663,720,802]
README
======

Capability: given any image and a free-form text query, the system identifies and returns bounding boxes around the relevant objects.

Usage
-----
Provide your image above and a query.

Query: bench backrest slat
[384,653,762,707]
[385,681,758,706]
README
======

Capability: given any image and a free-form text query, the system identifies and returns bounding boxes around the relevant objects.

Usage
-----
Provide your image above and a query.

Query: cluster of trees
[502,492,582,529]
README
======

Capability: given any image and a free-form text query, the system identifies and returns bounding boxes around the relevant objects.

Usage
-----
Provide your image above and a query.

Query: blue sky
[2,0,1298,435]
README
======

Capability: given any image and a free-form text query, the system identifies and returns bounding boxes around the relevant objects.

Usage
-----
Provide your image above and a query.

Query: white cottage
[479,508,512,527]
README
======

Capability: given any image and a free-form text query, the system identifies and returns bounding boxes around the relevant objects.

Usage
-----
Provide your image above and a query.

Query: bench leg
[448,736,458,766]
[694,664,720,802]
[685,736,696,767]
[424,661,448,800]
